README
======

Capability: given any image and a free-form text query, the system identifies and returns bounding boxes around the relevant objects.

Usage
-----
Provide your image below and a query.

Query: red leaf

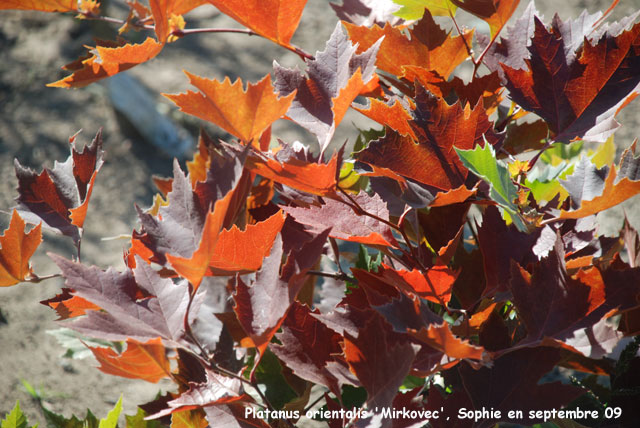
[14,130,103,242]
[282,191,398,248]
[343,314,415,408]
[357,88,500,191]
[504,18,640,142]
[274,23,380,152]
[271,302,346,397]
[165,73,295,143]
[233,230,328,355]
[458,347,584,426]
[89,337,171,383]
[52,255,192,345]
[0,210,42,287]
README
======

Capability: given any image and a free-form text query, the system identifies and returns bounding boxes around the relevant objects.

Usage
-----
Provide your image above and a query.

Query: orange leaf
[89,337,171,383]
[331,69,366,128]
[376,263,458,304]
[171,409,209,428]
[48,37,164,88]
[246,151,339,196]
[208,211,285,275]
[559,167,640,220]
[41,289,100,320]
[355,99,417,140]
[0,0,78,12]
[452,0,520,38]
[410,322,484,361]
[205,0,307,48]
[344,11,473,80]
[165,73,295,143]
[430,185,477,207]
[0,210,42,287]
[167,191,235,288]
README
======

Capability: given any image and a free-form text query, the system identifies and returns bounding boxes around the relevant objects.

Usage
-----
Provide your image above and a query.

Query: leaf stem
[25,273,62,283]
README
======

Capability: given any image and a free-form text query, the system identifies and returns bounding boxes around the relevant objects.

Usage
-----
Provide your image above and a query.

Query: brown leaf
[0,210,42,287]
[504,18,640,142]
[165,73,295,143]
[357,89,500,191]
[14,130,103,242]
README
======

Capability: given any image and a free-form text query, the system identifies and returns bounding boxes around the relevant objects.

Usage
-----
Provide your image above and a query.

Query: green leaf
[2,401,33,428]
[541,141,584,166]
[47,328,121,360]
[392,0,457,19]
[356,245,382,272]
[456,143,526,231]
[99,396,122,428]
[125,408,162,428]
[253,349,297,409]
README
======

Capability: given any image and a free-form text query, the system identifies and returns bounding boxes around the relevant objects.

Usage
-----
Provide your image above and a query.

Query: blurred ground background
[1,0,639,425]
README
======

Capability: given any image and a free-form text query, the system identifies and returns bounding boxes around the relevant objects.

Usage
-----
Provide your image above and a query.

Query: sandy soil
[1,0,639,425]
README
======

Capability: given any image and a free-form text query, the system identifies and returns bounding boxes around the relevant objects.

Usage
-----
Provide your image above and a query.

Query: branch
[25,273,62,283]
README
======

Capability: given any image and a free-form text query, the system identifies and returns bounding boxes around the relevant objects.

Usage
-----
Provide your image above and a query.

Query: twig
[308,270,356,283]
[304,392,327,414]
[527,138,554,171]
[449,10,474,60]
[79,12,315,61]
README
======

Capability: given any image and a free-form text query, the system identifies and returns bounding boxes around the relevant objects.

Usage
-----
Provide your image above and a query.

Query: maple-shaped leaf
[452,0,520,38]
[330,0,403,27]
[233,230,328,354]
[458,347,584,427]
[478,1,538,80]
[343,314,415,408]
[40,288,100,320]
[14,130,104,243]
[0,210,42,287]
[282,191,398,248]
[165,73,295,143]
[344,10,472,82]
[89,337,171,383]
[504,18,640,143]
[357,88,501,191]
[271,302,346,397]
[52,255,192,345]
[245,147,339,196]
[508,235,638,358]
[456,142,527,231]
[274,23,381,153]
[205,0,307,49]
[148,369,255,419]
[132,145,248,269]
[48,38,164,88]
